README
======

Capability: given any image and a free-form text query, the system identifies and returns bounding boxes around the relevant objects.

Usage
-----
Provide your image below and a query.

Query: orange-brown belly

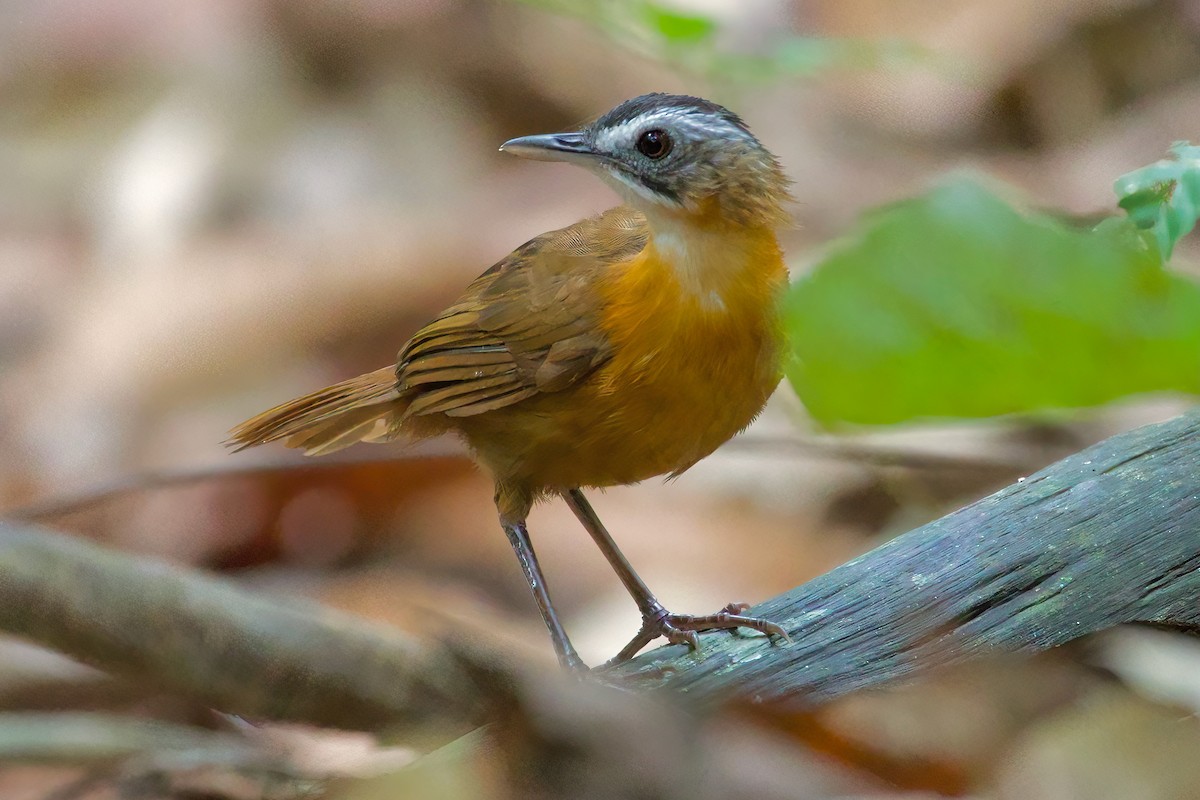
[456,241,785,498]
[465,346,778,491]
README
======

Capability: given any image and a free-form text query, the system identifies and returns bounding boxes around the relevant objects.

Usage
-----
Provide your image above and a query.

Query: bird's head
[501,93,791,229]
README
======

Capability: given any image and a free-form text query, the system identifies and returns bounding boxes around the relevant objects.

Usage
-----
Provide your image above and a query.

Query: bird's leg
[501,519,588,671]
[562,489,788,665]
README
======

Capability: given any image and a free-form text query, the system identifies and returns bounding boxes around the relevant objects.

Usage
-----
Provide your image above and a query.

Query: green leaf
[641,2,717,44]
[1114,141,1200,258]
[783,178,1200,426]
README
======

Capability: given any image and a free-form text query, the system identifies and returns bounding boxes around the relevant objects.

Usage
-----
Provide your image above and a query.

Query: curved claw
[666,628,699,649]
[761,620,791,642]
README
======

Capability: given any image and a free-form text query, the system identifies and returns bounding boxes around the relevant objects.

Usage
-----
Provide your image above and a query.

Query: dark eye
[636,129,672,159]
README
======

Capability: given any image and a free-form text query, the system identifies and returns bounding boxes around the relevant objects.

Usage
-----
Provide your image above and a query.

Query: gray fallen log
[614,409,1200,705]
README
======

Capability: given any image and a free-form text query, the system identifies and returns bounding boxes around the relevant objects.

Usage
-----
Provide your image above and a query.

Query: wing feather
[443,387,540,417]
[403,364,517,387]
[397,207,646,418]
[406,373,525,416]
[400,346,511,376]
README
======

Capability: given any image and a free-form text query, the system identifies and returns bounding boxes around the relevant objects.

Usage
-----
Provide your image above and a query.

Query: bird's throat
[642,212,783,312]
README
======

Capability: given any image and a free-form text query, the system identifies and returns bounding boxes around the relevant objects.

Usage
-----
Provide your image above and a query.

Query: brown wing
[398,207,647,418]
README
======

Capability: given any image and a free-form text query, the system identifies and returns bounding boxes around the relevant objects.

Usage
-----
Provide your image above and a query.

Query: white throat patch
[646,213,752,312]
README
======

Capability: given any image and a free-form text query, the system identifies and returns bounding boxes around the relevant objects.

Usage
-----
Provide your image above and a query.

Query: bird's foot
[604,602,789,667]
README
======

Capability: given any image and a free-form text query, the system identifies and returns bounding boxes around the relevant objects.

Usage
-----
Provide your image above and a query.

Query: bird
[229,93,793,670]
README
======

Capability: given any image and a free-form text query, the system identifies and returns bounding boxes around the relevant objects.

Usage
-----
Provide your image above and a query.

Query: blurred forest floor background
[2,0,1200,798]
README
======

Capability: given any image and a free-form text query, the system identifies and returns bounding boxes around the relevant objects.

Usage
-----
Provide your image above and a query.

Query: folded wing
[398,207,647,418]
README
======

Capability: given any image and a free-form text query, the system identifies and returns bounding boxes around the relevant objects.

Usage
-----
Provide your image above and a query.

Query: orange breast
[468,225,787,495]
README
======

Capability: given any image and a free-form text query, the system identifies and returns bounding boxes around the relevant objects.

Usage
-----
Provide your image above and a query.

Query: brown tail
[228,366,404,456]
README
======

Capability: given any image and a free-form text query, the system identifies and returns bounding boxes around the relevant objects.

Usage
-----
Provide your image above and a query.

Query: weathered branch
[613,409,1200,704]
[0,523,485,732]
[0,411,1197,731]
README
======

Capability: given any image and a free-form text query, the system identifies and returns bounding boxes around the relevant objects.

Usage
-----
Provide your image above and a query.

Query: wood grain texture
[613,409,1200,705]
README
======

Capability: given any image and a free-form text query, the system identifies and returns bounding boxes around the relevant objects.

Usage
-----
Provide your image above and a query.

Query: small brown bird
[230,93,792,669]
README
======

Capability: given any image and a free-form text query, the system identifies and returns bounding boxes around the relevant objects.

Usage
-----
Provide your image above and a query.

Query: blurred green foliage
[1115,142,1200,259]
[512,0,933,86]
[515,0,1199,426]
[783,178,1200,425]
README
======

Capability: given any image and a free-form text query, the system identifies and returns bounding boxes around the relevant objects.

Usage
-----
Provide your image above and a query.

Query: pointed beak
[499,132,597,165]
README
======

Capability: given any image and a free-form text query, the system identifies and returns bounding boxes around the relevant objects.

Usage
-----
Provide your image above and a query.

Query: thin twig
[726,433,1035,473]
[8,440,463,523]
[11,432,1027,526]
